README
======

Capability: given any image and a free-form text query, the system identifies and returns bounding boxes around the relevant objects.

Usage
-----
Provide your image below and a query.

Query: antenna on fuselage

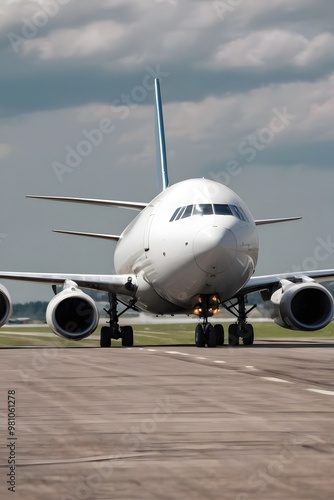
[154,78,169,192]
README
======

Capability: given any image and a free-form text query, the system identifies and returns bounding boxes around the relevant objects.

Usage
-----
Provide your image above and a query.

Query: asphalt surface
[1,340,334,500]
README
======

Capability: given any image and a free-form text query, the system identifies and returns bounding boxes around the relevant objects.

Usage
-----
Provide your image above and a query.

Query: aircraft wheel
[228,324,239,346]
[206,324,216,347]
[195,324,205,347]
[214,324,224,346]
[100,326,112,348]
[242,324,254,345]
[121,326,134,347]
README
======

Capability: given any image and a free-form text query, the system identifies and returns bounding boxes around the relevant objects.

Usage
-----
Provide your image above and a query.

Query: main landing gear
[100,292,137,348]
[223,294,256,346]
[194,294,256,347]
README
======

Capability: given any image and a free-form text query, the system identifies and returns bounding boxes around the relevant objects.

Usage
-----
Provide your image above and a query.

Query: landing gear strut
[223,295,256,346]
[100,292,136,348]
[194,295,224,348]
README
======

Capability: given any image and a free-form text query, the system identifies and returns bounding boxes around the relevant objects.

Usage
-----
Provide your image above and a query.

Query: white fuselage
[114,179,259,314]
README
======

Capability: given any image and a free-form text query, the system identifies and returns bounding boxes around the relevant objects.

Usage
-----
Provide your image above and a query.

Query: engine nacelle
[270,279,334,331]
[46,280,99,340]
[0,283,13,327]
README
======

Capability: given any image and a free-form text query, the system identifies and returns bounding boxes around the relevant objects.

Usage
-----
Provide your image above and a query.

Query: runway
[1,341,334,499]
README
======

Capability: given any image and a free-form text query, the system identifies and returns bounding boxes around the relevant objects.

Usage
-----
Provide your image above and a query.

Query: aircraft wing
[237,269,334,296]
[255,216,301,226]
[52,230,120,240]
[27,195,147,211]
[0,272,137,295]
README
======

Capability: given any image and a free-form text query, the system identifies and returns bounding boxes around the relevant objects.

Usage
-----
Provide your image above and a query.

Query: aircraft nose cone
[193,225,237,273]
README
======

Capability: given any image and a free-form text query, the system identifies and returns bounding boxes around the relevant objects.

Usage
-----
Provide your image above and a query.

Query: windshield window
[193,204,213,215]
[231,205,248,222]
[181,205,193,219]
[169,207,183,222]
[175,206,186,220]
[213,204,233,216]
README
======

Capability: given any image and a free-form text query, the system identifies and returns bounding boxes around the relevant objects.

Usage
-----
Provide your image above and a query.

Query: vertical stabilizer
[154,78,169,191]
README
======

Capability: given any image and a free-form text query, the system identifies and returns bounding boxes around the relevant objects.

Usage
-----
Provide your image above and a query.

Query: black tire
[121,326,134,347]
[195,324,205,347]
[214,324,224,346]
[100,326,111,348]
[228,324,239,346]
[206,324,216,347]
[242,324,254,345]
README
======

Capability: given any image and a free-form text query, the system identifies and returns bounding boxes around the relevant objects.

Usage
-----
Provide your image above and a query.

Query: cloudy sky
[0,0,334,302]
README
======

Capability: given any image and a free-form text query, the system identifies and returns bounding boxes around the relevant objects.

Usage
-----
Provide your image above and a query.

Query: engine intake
[0,283,13,327]
[271,279,334,331]
[46,280,99,340]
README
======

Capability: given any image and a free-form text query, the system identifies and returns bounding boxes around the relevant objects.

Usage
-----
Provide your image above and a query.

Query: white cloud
[293,32,334,66]
[22,20,125,59]
[205,30,334,69]
[2,1,226,66]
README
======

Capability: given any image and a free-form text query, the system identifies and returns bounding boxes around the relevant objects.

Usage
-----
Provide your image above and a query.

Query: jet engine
[46,280,99,340]
[0,283,13,327]
[270,279,334,331]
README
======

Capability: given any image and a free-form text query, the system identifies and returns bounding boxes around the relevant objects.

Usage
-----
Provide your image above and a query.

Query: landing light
[193,295,219,316]
[193,296,203,315]
[193,305,203,316]
[209,295,219,316]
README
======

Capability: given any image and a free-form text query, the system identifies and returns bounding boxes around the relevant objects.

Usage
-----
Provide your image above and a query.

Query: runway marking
[165,350,183,355]
[196,357,206,360]
[261,377,293,384]
[213,360,226,364]
[245,366,257,370]
[147,349,157,352]
[164,350,190,357]
[307,388,334,396]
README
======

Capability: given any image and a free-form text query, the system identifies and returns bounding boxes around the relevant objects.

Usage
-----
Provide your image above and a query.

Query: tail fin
[154,78,169,192]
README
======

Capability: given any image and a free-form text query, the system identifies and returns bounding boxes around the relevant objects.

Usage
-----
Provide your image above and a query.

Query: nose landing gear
[194,294,256,347]
[194,295,224,347]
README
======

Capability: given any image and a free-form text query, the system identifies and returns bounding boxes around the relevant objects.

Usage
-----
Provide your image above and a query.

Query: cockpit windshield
[169,203,248,222]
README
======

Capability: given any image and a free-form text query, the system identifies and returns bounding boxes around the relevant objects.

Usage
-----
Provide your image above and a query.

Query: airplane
[1,78,334,348]
[8,317,30,324]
